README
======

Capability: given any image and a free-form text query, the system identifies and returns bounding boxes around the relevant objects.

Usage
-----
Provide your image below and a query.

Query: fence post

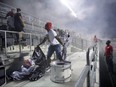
[4,31,7,56]
[86,48,90,87]
[29,34,32,52]
[19,38,21,55]
[94,45,97,83]
[81,39,83,51]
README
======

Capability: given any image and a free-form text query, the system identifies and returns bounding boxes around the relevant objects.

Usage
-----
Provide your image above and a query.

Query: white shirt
[47,29,60,45]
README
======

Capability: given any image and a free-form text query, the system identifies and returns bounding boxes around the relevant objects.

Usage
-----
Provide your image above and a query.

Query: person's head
[23,56,31,66]
[68,33,70,37]
[45,22,52,31]
[106,40,111,45]
[17,8,21,13]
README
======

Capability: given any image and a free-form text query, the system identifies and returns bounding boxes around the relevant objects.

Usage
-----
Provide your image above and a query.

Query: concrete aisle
[5,52,87,87]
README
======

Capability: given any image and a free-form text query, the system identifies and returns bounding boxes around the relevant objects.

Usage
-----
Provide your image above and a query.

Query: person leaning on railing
[5,8,15,31]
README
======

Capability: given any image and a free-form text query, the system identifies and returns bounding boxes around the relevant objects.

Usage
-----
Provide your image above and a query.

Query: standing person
[93,35,98,43]
[14,8,25,43]
[6,9,15,31]
[38,22,64,68]
[104,40,113,73]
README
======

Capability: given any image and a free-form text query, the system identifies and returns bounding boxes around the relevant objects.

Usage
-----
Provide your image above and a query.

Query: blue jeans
[47,44,62,66]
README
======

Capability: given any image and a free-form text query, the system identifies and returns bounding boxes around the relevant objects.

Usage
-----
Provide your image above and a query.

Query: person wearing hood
[38,22,64,67]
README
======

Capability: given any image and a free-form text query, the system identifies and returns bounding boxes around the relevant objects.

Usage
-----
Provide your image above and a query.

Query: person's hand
[22,22,25,27]
[62,43,65,47]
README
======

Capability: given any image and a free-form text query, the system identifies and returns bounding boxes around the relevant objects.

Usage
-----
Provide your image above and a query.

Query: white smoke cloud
[2,0,116,38]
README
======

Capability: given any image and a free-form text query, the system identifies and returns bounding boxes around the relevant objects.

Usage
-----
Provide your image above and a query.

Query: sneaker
[63,60,71,63]
[46,67,50,72]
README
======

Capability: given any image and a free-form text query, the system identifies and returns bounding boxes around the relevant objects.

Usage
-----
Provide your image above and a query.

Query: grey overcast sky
[1,0,116,39]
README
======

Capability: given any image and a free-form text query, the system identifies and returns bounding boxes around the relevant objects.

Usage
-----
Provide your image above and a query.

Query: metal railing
[75,43,98,87]
[0,2,46,33]
[0,29,91,58]
[0,2,91,51]
[0,30,45,56]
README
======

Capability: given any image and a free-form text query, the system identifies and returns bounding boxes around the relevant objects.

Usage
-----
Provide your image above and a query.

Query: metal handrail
[75,43,98,87]
[0,30,44,56]
[0,2,90,51]
[75,66,90,87]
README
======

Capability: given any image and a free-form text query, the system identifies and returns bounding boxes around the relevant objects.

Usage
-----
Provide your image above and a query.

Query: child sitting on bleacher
[11,56,35,80]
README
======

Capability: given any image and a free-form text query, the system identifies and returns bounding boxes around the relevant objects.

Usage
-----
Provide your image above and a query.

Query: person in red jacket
[104,40,113,73]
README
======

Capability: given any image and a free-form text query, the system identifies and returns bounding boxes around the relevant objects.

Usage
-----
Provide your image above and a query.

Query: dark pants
[47,44,62,66]
[14,23,24,41]
[106,56,113,73]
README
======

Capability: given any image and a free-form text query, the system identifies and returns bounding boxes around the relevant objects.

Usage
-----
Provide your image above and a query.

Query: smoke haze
[1,0,116,39]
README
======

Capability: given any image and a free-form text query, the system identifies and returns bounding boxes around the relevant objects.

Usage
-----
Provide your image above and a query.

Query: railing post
[4,31,7,56]
[32,22,34,30]
[29,34,32,52]
[94,45,97,83]
[86,48,90,87]
[81,39,83,51]
[19,38,21,55]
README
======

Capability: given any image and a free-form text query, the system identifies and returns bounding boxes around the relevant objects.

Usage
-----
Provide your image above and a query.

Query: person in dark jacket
[14,8,25,42]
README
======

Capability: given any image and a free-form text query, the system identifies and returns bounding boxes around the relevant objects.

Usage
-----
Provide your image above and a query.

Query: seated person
[11,56,35,80]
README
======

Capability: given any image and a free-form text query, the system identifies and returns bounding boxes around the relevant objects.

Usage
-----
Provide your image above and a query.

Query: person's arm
[38,35,48,46]
[19,16,25,27]
[30,59,35,67]
[55,36,64,46]
[110,46,113,55]
[5,12,9,18]
[19,13,25,27]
